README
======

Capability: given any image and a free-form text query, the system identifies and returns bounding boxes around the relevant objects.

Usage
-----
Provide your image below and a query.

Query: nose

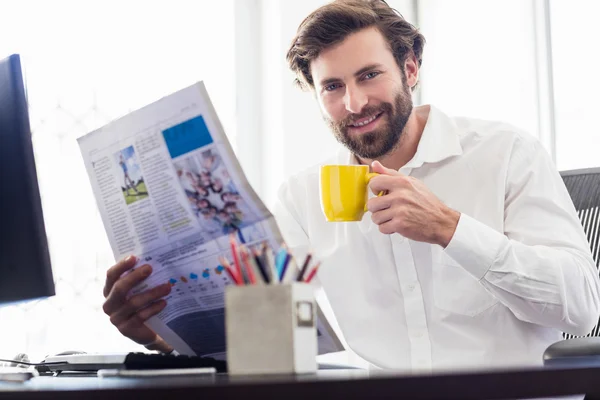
[343,85,368,115]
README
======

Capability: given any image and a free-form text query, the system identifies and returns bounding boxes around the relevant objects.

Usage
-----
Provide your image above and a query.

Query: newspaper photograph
[77,82,343,359]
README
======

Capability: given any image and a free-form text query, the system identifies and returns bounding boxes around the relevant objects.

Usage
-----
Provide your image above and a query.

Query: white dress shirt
[273,105,600,373]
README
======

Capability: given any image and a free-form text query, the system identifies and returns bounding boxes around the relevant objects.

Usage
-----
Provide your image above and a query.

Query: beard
[325,85,413,160]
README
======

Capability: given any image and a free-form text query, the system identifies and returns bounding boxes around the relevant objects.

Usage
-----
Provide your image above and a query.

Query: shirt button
[407,284,416,291]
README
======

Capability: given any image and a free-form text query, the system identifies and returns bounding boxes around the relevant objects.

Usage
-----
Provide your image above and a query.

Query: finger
[103,264,153,315]
[116,300,167,337]
[137,299,167,321]
[371,160,397,176]
[369,175,399,195]
[371,208,396,225]
[366,193,391,212]
[104,255,138,297]
[109,283,171,326]
[378,219,398,235]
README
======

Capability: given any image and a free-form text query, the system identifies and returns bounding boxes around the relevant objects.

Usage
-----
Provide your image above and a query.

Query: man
[119,153,138,196]
[101,0,600,370]
[200,149,222,174]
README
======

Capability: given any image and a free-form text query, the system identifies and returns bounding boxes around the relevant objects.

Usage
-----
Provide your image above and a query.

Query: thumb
[371,160,397,176]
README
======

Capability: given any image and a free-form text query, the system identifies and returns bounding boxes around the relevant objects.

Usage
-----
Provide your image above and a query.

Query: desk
[0,365,599,399]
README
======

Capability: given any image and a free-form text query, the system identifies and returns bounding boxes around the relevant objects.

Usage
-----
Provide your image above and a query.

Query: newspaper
[77,82,343,359]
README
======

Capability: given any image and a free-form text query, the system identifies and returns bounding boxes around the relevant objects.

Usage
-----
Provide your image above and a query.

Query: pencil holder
[225,283,317,375]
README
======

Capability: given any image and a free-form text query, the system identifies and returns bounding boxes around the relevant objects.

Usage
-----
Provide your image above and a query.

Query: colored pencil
[229,234,244,284]
[304,262,321,283]
[263,242,279,284]
[252,247,270,284]
[296,253,312,281]
[219,256,240,285]
[239,246,257,285]
[279,252,291,282]
[275,245,288,275]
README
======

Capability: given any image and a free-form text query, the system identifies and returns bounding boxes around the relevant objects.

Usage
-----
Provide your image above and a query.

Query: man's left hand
[367,161,460,248]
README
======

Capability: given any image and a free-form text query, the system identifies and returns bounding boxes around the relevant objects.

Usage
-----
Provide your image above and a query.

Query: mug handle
[364,172,385,211]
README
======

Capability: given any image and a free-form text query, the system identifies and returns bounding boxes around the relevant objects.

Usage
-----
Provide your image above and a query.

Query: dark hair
[286,0,425,91]
[211,183,223,194]
[197,198,212,208]
[223,202,237,210]
[221,191,239,201]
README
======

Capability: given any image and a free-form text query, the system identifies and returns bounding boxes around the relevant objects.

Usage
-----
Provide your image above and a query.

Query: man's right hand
[102,255,173,353]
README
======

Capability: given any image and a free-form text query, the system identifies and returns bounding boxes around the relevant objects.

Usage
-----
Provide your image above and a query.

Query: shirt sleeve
[444,136,600,336]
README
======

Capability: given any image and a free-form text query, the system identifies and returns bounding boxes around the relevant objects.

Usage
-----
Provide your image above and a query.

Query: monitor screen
[0,54,55,304]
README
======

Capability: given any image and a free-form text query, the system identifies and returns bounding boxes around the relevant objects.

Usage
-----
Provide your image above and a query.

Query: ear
[404,53,419,89]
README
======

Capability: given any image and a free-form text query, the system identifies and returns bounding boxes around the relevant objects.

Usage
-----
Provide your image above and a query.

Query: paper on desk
[77,82,343,359]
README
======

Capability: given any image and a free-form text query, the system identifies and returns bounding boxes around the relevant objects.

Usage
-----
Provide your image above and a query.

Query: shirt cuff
[443,213,507,280]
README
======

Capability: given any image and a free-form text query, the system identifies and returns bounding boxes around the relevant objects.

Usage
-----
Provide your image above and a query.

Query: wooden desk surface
[1,365,599,399]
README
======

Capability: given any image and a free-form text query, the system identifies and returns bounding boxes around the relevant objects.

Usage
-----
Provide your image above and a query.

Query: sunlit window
[0,0,235,361]
[417,0,539,138]
[550,0,600,171]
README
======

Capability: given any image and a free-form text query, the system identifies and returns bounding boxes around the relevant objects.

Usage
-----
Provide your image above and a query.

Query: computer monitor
[0,54,55,304]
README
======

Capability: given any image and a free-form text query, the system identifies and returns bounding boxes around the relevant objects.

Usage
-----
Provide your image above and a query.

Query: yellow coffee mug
[320,165,380,222]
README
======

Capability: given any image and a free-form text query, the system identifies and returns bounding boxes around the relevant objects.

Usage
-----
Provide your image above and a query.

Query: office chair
[543,167,600,367]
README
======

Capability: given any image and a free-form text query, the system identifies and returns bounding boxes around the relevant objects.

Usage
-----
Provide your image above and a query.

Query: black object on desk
[36,352,227,375]
[122,353,227,372]
[544,336,600,367]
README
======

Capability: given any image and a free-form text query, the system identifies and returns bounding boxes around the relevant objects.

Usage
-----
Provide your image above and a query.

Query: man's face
[218,212,231,223]
[202,155,214,169]
[224,193,238,202]
[212,178,223,191]
[311,27,414,159]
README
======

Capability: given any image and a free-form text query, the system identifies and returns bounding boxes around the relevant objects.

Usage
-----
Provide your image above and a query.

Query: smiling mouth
[347,112,383,129]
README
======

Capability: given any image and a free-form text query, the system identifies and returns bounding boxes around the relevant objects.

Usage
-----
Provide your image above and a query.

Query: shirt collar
[338,105,463,170]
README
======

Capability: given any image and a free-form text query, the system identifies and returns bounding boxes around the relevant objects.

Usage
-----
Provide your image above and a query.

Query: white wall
[257,0,335,209]
[550,0,600,170]
[417,0,540,139]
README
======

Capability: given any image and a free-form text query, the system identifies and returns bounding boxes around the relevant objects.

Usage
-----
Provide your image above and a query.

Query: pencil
[275,245,288,275]
[219,256,240,285]
[279,252,291,282]
[229,234,244,284]
[252,247,270,284]
[304,262,321,283]
[296,253,312,281]
[239,246,257,285]
[263,242,279,284]
[246,247,266,285]
[259,243,276,284]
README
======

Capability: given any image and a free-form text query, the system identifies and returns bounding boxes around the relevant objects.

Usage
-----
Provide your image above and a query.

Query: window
[550,0,600,171]
[0,0,235,361]
[416,0,540,139]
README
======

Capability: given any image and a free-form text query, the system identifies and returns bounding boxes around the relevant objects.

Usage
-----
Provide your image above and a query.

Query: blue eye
[325,83,341,92]
[364,71,380,80]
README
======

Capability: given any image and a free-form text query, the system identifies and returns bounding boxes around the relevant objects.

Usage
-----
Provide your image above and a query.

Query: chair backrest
[560,168,600,339]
